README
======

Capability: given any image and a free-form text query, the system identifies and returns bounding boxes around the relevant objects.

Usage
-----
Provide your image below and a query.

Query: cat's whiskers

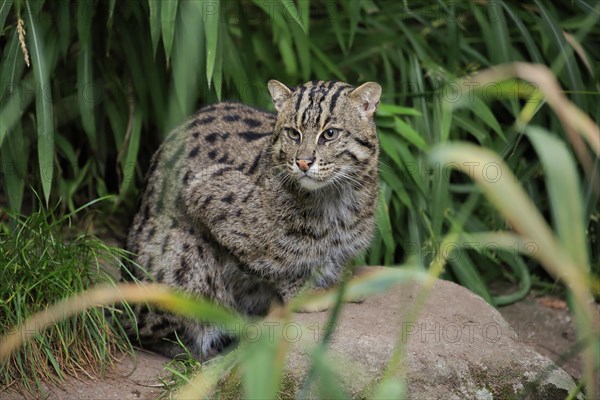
[329,176,345,198]
[333,170,367,192]
[271,168,294,188]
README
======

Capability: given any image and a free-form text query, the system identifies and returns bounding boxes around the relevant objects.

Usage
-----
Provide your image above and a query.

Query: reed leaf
[25,0,54,204]
[160,0,178,64]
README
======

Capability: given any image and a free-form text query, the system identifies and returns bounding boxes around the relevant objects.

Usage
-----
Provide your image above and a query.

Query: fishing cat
[126,79,382,358]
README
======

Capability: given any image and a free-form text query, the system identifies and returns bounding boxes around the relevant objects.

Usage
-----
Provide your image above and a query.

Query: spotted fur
[126,80,382,359]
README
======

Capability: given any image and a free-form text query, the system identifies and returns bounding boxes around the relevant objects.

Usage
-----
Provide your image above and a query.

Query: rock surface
[3,269,585,399]
[278,271,582,399]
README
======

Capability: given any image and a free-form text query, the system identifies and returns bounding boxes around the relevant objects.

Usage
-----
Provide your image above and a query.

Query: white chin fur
[298,176,328,190]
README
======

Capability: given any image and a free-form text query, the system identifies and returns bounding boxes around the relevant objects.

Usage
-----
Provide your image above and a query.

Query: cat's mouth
[297,174,329,190]
[286,161,331,191]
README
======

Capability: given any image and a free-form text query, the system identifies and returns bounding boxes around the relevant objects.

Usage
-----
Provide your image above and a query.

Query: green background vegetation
[0,0,598,398]
[1,0,598,298]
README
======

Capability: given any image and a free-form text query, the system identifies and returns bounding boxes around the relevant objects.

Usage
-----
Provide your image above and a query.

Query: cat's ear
[268,80,293,113]
[348,82,382,118]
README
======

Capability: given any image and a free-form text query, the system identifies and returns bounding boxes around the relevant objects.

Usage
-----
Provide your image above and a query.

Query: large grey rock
[274,269,581,399]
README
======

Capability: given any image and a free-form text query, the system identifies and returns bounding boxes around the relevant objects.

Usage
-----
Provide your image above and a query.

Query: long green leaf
[76,0,92,44]
[56,0,71,58]
[0,29,25,103]
[119,27,150,120]
[0,0,13,34]
[278,34,297,77]
[487,0,512,64]
[346,0,360,48]
[119,108,142,195]
[0,75,35,147]
[467,98,506,141]
[313,350,348,399]
[373,379,406,400]
[26,0,54,204]
[500,0,543,63]
[290,21,310,81]
[526,126,589,270]
[376,184,394,265]
[169,0,204,126]
[449,251,494,305]
[298,0,309,33]
[536,0,586,109]
[77,0,96,146]
[1,121,26,213]
[408,54,432,143]
[393,116,429,151]
[107,0,116,28]
[177,349,240,399]
[161,0,178,64]
[440,102,452,143]
[243,336,283,400]
[309,42,347,81]
[224,29,250,102]
[377,103,421,117]
[379,163,412,208]
[493,253,530,305]
[212,18,224,100]
[324,0,346,54]
[277,0,305,33]
[148,0,161,56]
[203,0,219,87]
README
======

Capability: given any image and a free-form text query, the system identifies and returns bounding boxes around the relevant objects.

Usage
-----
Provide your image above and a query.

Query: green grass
[156,335,202,399]
[0,199,135,396]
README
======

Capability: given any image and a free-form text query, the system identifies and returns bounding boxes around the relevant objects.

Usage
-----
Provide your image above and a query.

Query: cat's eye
[322,128,340,141]
[286,128,301,141]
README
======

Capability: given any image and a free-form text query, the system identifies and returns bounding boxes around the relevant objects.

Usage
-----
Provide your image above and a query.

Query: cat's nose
[296,158,314,172]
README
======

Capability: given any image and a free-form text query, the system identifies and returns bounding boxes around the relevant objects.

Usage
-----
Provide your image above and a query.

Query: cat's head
[268,80,381,191]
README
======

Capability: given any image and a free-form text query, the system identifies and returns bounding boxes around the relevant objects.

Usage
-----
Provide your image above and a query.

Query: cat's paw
[293,289,365,313]
[291,287,330,313]
[345,292,366,304]
[294,302,330,313]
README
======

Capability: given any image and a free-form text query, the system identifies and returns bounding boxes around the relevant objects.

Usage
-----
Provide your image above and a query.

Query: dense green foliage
[0,200,135,393]
[1,0,598,297]
[0,0,599,397]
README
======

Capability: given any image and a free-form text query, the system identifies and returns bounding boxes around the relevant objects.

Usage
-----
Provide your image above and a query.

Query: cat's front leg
[286,260,362,313]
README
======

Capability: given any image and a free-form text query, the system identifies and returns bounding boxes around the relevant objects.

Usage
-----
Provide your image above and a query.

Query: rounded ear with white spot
[267,80,292,113]
[348,82,382,118]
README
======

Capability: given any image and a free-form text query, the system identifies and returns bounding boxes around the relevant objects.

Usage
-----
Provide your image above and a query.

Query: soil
[1,351,170,400]
[1,290,587,400]
[498,292,583,380]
